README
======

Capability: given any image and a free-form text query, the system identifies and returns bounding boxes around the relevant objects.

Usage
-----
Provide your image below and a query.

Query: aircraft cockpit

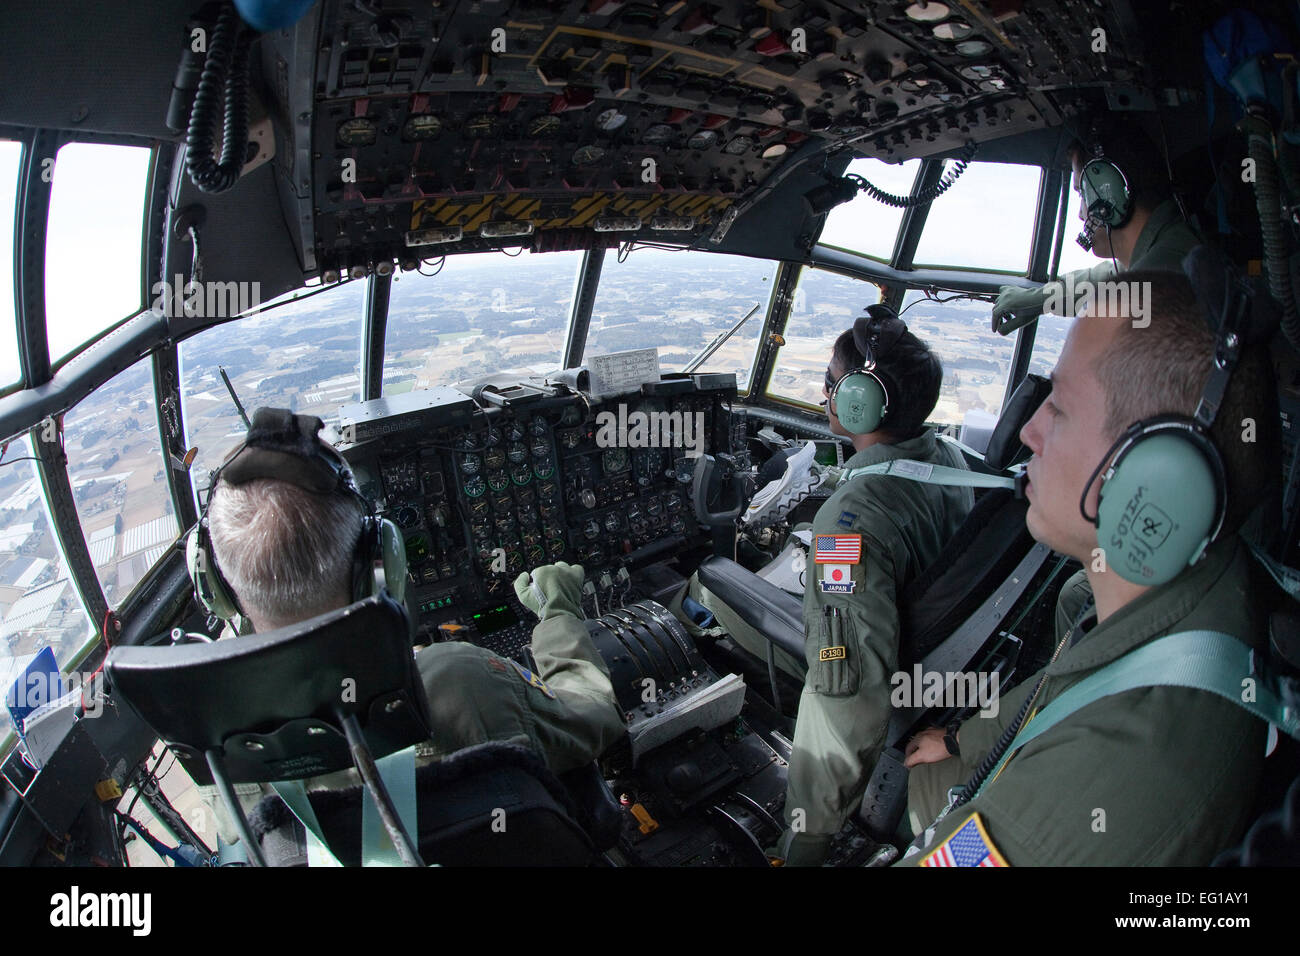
[0,0,1299,885]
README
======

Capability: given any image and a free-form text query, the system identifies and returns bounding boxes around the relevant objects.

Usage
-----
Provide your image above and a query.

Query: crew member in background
[699,306,970,865]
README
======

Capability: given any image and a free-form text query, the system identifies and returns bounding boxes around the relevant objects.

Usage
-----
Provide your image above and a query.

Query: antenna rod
[684,303,761,374]
[219,366,251,429]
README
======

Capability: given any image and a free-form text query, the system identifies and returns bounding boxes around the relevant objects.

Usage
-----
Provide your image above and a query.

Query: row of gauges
[456,416,559,498]
[338,113,789,161]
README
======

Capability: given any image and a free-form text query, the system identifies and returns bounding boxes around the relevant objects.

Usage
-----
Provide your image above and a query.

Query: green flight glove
[990,284,1046,336]
[514,561,585,621]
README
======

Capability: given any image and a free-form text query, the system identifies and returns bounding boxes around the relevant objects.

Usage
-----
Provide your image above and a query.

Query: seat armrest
[697,556,806,663]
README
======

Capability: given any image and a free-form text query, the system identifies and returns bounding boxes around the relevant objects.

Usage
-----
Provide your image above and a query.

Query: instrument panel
[340,377,739,648]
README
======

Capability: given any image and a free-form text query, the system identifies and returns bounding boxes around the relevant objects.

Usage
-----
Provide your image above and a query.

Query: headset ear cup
[1096,432,1221,586]
[1081,159,1132,229]
[186,523,241,621]
[377,518,408,603]
[833,372,888,434]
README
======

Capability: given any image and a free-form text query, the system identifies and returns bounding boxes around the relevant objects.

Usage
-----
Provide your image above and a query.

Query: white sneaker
[742,441,824,528]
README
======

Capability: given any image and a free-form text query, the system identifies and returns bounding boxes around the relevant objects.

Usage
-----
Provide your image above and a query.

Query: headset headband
[852,304,907,368]
[214,407,361,501]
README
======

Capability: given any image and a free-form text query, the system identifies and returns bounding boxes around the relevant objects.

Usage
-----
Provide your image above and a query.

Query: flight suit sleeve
[904,672,1039,832]
[783,506,900,848]
[525,612,628,773]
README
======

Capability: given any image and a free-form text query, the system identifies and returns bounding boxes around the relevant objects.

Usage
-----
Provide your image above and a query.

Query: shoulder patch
[814,533,862,564]
[509,659,557,699]
[836,510,858,529]
[919,813,1009,867]
[819,564,855,593]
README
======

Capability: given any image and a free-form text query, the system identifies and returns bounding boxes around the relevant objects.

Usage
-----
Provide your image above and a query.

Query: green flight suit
[781,429,973,862]
[902,535,1267,866]
[201,612,625,847]
[1007,198,1201,322]
[413,612,627,773]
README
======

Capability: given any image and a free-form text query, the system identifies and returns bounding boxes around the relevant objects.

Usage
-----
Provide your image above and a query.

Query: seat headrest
[984,373,1052,471]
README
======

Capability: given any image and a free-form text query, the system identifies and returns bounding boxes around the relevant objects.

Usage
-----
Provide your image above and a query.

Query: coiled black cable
[948,672,1042,810]
[847,141,979,209]
[186,2,252,193]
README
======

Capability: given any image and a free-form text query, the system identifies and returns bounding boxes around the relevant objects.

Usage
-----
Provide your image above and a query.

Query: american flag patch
[814,534,861,564]
[919,813,1009,867]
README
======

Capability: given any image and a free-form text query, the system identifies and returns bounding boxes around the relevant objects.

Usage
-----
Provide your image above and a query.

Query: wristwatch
[943,722,961,757]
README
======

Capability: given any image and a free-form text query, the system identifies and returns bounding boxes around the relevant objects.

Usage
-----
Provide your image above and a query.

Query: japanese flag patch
[919,813,1009,867]
[819,564,855,594]
[510,660,556,699]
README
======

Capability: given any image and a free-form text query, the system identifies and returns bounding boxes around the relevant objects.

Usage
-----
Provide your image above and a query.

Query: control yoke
[691,453,744,527]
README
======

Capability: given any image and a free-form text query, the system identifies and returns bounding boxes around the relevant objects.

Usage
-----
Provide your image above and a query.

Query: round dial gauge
[403,114,442,140]
[538,481,559,501]
[560,429,582,450]
[547,537,566,559]
[484,427,502,447]
[404,533,430,564]
[530,437,550,458]
[506,422,526,442]
[603,512,622,533]
[602,448,630,474]
[484,447,507,470]
[394,504,420,527]
[533,459,555,480]
[506,550,525,574]
[507,442,528,464]
[687,130,718,150]
[530,416,549,436]
[904,1,949,21]
[596,108,628,132]
[460,454,482,475]
[511,464,533,486]
[516,488,536,509]
[646,497,664,517]
[723,135,755,155]
[463,474,486,498]
[528,115,561,137]
[469,497,490,518]
[526,544,546,566]
[465,114,499,136]
[337,117,377,147]
[956,39,994,57]
[933,20,973,41]
[487,471,510,492]
[584,520,601,541]
[572,145,606,166]
[539,502,561,520]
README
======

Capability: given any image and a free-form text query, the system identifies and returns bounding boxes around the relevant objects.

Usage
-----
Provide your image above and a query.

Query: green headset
[1076,142,1133,251]
[186,407,407,624]
[1079,252,1251,586]
[827,305,908,435]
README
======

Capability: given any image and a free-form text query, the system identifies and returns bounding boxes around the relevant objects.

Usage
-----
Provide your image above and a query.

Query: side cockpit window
[44,143,152,367]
